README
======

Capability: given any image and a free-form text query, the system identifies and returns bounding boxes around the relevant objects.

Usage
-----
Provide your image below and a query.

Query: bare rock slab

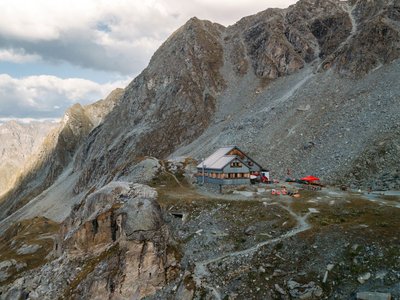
[16,244,42,255]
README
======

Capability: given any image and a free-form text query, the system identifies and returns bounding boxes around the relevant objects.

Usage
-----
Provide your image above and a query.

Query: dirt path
[362,192,400,209]
[192,202,315,299]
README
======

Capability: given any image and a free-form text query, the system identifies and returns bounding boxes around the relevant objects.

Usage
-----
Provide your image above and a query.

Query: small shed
[197,146,263,185]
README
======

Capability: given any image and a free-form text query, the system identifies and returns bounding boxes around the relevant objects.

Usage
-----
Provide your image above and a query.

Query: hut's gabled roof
[205,155,240,170]
[197,146,235,169]
[197,145,263,171]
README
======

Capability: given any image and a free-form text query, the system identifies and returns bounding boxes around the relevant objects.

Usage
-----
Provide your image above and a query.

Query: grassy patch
[0,217,60,286]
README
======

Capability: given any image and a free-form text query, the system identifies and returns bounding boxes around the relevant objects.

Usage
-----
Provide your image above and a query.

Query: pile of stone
[287,280,323,299]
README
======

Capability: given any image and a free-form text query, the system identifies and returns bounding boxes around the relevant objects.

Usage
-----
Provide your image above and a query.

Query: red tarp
[301,175,320,181]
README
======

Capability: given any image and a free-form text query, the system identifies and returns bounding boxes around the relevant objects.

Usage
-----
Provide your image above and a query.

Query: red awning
[300,175,320,181]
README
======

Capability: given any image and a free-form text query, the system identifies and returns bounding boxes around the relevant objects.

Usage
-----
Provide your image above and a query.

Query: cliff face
[59,183,178,300]
[226,0,400,78]
[333,0,400,75]
[225,0,349,80]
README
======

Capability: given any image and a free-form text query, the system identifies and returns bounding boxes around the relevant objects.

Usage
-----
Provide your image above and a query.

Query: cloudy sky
[0,0,298,121]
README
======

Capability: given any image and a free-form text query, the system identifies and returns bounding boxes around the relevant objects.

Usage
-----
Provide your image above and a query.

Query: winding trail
[362,191,400,209]
[158,159,184,188]
[192,203,314,299]
[272,71,315,106]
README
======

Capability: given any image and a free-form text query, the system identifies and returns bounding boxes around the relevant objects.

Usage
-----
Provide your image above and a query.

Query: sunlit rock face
[58,182,179,300]
[0,121,57,197]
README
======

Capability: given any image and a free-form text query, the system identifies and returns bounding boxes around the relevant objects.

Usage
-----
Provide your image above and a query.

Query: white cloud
[0,0,298,74]
[0,0,97,41]
[0,74,130,118]
[166,0,299,25]
[0,49,41,63]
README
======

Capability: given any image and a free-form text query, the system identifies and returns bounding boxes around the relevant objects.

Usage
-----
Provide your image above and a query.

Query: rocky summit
[0,0,399,299]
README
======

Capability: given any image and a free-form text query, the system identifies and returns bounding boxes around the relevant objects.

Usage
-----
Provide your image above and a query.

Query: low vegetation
[0,217,59,286]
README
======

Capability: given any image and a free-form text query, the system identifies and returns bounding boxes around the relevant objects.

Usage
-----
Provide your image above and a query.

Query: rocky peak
[84,88,125,127]
[71,17,226,192]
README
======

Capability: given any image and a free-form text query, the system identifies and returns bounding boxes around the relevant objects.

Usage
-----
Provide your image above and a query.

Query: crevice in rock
[110,213,118,242]
[91,219,98,235]
[137,241,148,276]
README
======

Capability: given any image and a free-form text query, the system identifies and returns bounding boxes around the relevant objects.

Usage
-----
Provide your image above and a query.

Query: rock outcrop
[0,182,179,300]
[83,88,124,128]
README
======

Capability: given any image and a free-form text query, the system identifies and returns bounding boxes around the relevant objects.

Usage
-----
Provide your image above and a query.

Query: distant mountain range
[0,120,57,196]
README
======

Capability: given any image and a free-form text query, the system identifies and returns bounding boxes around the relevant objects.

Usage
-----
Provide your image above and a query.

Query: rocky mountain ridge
[174,0,400,189]
[70,0,400,196]
[0,0,399,299]
[2,0,399,219]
